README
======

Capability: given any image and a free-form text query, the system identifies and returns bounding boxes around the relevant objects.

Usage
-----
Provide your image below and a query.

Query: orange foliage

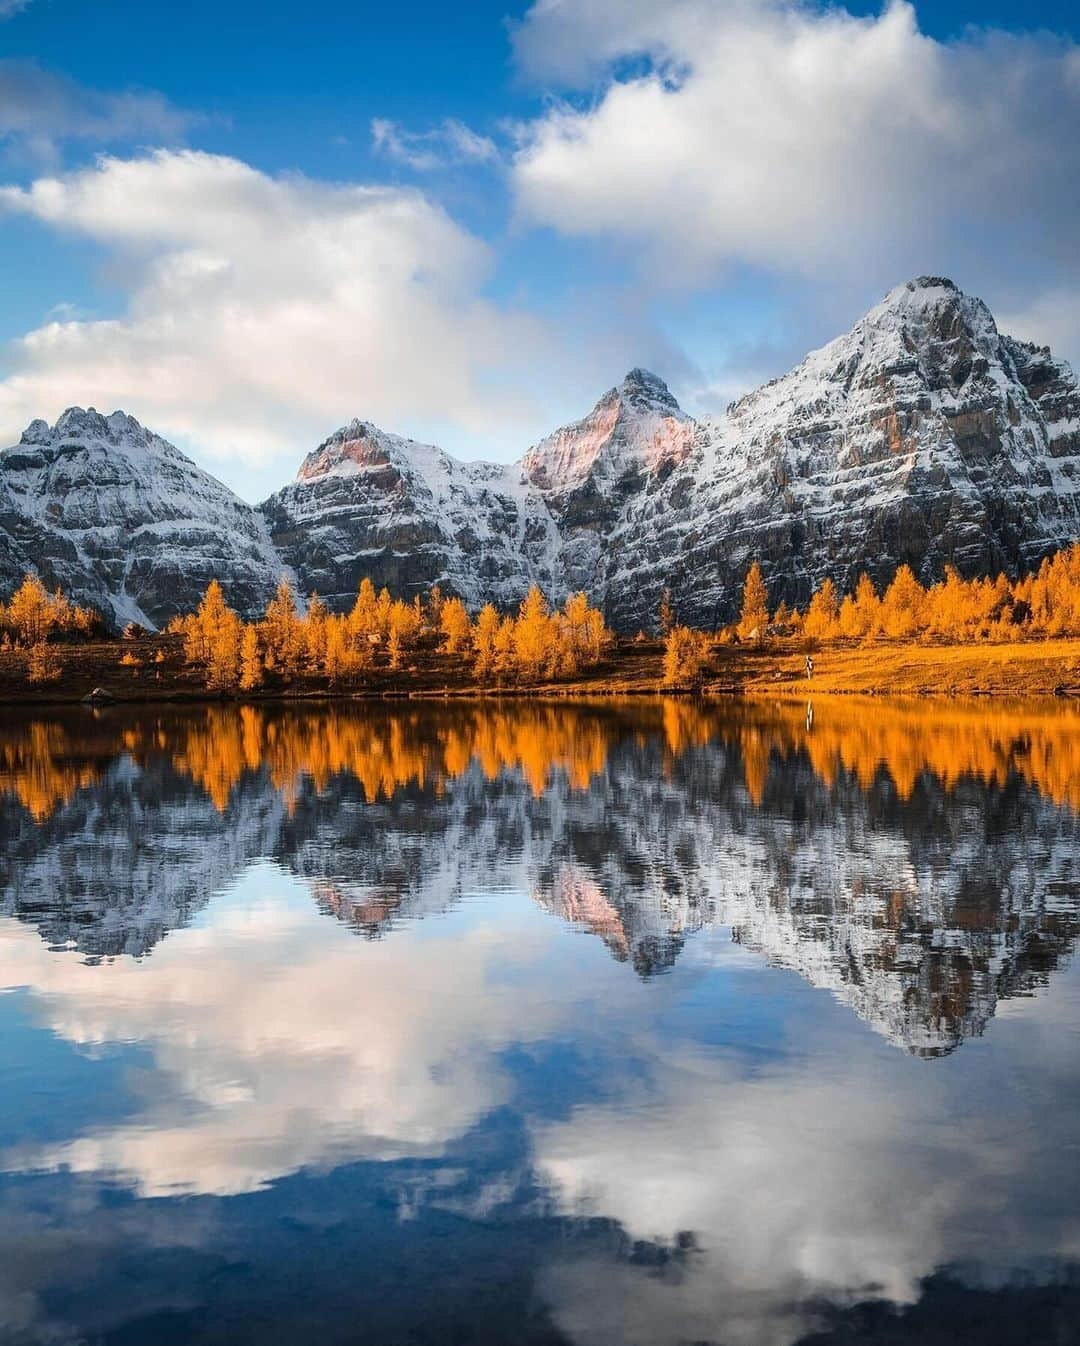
[793,544,1080,646]
[3,698,1079,826]
[0,574,95,648]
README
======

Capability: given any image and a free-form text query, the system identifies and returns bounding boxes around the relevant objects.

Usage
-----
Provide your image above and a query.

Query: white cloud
[0,60,194,163]
[372,117,498,171]
[997,287,1080,371]
[0,149,554,475]
[511,0,1080,290]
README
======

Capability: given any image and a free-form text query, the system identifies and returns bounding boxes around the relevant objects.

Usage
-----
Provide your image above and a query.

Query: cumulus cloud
[511,0,1080,293]
[372,117,498,171]
[0,60,195,163]
[0,149,554,474]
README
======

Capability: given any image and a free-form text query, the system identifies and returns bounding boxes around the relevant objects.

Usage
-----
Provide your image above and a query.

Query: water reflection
[2,699,1077,1052]
[0,697,1078,1345]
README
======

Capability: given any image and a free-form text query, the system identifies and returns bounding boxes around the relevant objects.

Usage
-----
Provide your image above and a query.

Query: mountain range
[2,276,1078,630]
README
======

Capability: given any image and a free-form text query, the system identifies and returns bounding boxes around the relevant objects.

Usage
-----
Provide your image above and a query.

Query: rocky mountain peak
[615,367,682,415]
[864,274,1000,353]
[296,419,422,483]
[523,368,692,497]
[45,407,151,446]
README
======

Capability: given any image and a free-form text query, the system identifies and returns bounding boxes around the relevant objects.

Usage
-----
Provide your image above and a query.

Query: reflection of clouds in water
[0,858,1077,1345]
[0,868,585,1197]
[532,964,1080,1346]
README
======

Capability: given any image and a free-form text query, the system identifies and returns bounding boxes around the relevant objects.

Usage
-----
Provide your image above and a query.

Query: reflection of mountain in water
[0,701,1077,1051]
[0,754,283,958]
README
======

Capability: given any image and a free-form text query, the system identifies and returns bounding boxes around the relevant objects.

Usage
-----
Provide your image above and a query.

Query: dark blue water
[0,698,1078,1345]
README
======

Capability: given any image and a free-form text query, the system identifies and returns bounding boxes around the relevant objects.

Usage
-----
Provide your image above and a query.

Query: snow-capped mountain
[521,367,698,600]
[263,278,1080,627]
[2,278,1078,628]
[261,418,561,610]
[0,408,283,627]
[606,277,1080,628]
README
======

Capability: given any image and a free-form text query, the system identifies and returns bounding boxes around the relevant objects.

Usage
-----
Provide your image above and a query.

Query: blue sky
[1,0,1078,500]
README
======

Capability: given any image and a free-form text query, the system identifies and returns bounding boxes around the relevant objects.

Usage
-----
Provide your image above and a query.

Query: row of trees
[660,545,1080,686]
[0,574,96,649]
[173,578,614,692]
[734,546,1080,645]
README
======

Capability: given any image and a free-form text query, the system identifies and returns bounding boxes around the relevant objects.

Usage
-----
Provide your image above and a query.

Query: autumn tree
[27,641,61,684]
[562,591,610,669]
[239,624,263,691]
[881,565,926,638]
[440,597,472,655]
[738,562,769,642]
[180,580,243,690]
[803,577,840,639]
[263,577,304,675]
[513,586,552,681]
[838,573,881,639]
[387,598,421,669]
[493,616,517,681]
[472,604,501,679]
[7,575,55,647]
[304,594,329,670]
[663,626,712,688]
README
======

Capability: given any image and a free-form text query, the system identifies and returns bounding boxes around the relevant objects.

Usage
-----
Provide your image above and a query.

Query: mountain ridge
[2,276,1078,629]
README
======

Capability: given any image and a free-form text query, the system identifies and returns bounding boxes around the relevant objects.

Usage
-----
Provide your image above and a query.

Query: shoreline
[1,634,1078,706]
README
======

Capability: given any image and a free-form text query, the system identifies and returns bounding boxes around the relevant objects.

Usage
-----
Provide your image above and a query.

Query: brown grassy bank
[1,632,1079,704]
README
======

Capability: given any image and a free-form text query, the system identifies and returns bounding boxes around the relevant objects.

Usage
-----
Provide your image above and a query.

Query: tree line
[171,577,614,692]
[740,546,1080,643]
[661,544,1080,685]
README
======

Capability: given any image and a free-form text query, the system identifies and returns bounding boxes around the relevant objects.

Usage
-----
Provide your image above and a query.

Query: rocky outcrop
[0,408,284,628]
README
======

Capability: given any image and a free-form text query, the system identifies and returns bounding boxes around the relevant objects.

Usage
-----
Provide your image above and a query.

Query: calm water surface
[0,697,1078,1345]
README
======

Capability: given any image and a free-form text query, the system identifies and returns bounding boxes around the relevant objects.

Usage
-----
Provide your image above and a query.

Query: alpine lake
[0,695,1078,1345]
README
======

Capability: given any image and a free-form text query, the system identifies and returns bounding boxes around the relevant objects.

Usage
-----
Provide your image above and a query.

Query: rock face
[262,279,1080,628]
[609,277,1080,629]
[261,419,561,610]
[2,278,1079,629]
[0,408,284,628]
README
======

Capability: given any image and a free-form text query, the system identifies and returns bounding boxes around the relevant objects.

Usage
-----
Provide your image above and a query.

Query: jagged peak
[296,416,443,484]
[19,407,150,447]
[522,368,694,493]
[868,275,998,337]
[615,367,682,415]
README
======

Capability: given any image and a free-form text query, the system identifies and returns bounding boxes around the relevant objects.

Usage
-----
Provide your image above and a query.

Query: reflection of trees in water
[0,699,1077,1048]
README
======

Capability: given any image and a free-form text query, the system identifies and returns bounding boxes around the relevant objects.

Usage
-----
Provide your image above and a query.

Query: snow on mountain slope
[0,408,285,628]
[262,418,562,609]
[521,367,698,598]
[605,277,1080,628]
[263,278,1080,628]
[1,278,1077,630]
